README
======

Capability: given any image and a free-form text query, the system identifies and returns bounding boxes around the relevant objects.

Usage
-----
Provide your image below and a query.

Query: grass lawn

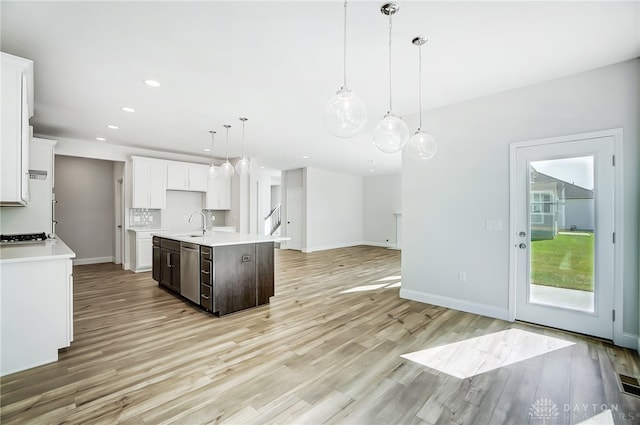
[531,233,594,292]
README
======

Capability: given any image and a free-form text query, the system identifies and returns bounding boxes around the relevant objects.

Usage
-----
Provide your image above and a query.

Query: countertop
[154,231,288,247]
[0,238,76,264]
[128,226,237,233]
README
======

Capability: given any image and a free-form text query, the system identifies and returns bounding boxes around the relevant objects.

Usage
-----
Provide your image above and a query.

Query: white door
[512,136,615,339]
[286,188,302,251]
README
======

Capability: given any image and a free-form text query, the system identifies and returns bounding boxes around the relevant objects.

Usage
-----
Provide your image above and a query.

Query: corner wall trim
[399,288,511,322]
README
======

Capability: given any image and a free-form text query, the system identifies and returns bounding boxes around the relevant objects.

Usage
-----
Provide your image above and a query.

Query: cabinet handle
[201,295,210,300]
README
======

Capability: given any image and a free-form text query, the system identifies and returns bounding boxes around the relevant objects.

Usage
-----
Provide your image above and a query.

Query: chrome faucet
[188,210,207,235]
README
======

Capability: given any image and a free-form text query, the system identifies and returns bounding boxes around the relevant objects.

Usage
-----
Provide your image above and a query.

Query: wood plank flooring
[1,246,639,424]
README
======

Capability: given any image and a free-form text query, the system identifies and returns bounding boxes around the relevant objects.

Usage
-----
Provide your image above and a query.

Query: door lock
[518,231,526,238]
[519,243,527,249]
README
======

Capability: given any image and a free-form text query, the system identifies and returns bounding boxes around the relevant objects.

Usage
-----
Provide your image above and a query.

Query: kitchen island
[152,231,286,316]
[0,238,75,376]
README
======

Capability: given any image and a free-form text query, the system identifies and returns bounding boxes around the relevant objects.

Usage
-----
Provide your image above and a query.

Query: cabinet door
[215,244,257,315]
[188,166,208,192]
[0,56,31,205]
[160,248,179,291]
[169,251,181,293]
[148,162,167,208]
[166,164,188,190]
[19,75,29,203]
[257,242,275,305]
[132,160,151,208]
[206,176,231,210]
[136,237,153,269]
[152,245,160,282]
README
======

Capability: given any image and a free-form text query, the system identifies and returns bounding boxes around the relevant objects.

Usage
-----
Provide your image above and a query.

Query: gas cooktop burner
[0,232,49,244]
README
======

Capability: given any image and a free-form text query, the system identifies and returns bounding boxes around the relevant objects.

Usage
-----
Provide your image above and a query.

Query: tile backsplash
[129,208,161,227]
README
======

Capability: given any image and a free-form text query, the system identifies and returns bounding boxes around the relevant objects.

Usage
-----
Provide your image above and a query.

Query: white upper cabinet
[167,162,207,192]
[1,53,34,206]
[206,175,231,210]
[132,157,166,209]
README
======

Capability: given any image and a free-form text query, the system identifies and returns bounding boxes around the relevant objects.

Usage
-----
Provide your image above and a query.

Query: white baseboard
[362,241,396,249]
[399,288,511,321]
[72,256,114,266]
[302,241,365,253]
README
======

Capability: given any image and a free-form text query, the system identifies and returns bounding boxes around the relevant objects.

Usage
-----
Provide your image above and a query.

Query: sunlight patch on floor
[401,329,575,379]
[576,409,614,425]
[340,281,401,294]
[376,275,401,282]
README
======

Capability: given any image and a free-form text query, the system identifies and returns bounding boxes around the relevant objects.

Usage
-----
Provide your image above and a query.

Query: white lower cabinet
[0,253,74,376]
[130,230,154,272]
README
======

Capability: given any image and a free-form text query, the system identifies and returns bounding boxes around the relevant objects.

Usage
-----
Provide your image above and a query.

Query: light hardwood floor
[1,246,639,424]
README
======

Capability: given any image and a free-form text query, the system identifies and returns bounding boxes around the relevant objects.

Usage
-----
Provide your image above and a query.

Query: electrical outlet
[459,272,466,282]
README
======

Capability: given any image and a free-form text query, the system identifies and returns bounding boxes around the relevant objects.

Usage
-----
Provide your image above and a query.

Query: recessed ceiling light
[302,155,309,159]
[122,106,135,113]
[106,124,119,130]
[96,137,106,141]
[203,148,210,152]
[144,79,160,87]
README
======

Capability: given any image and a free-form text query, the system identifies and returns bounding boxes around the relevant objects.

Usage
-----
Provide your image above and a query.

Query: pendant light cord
[224,126,230,162]
[241,120,245,157]
[210,132,215,166]
[388,13,393,113]
[418,44,423,130]
[343,0,348,90]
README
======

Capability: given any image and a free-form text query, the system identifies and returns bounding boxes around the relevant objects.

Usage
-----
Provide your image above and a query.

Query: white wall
[401,59,639,346]
[54,155,116,264]
[363,174,401,247]
[161,191,206,231]
[305,167,363,252]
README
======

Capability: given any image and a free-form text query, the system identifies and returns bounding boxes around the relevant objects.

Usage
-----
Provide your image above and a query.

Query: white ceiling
[2,1,638,175]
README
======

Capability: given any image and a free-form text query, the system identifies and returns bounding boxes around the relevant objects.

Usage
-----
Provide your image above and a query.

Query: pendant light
[324,0,367,138]
[405,35,437,161]
[373,2,409,154]
[235,117,250,175]
[219,124,235,178]
[207,130,219,179]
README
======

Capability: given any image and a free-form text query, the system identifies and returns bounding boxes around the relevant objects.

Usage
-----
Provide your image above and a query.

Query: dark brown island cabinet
[152,236,275,316]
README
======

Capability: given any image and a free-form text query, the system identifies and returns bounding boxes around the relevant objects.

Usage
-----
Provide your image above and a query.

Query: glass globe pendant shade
[406,130,437,161]
[373,112,410,153]
[219,161,234,178]
[208,164,219,179]
[325,87,367,138]
[235,157,250,175]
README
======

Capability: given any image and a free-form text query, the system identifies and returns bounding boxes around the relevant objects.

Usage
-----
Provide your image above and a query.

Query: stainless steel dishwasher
[180,242,200,304]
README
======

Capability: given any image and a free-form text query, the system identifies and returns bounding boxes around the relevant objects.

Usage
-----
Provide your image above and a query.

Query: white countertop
[128,226,236,233]
[0,238,76,264]
[154,231,288,247]
[128,227,170,233]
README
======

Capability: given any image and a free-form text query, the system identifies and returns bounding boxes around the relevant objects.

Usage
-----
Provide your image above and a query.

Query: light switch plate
[486,220,502,231]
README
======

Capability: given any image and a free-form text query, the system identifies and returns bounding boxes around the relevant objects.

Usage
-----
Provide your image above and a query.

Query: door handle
[519,243,527,249]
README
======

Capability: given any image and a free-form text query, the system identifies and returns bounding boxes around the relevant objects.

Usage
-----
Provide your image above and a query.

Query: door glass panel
[528,156,595,312]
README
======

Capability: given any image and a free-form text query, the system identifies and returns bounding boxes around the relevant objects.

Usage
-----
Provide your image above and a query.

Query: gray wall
[306,167,363,252]
[363,174,401,247]
[401,59,639,344]
[55,155,115,263]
